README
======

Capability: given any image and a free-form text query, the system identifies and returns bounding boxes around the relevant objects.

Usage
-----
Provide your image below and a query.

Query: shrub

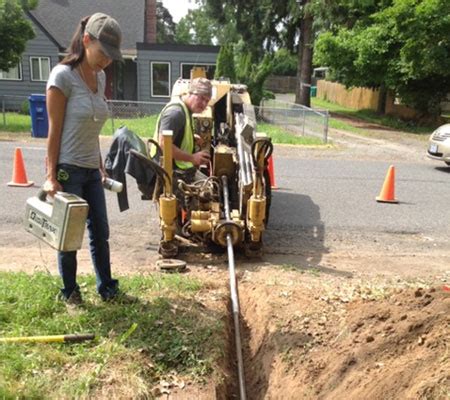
[20,99,30,115]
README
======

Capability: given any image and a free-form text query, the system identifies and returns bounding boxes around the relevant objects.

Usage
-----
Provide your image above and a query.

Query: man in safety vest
[151,77,212,176]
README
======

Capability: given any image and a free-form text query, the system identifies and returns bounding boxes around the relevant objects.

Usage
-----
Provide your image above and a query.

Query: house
[0,0,220,111]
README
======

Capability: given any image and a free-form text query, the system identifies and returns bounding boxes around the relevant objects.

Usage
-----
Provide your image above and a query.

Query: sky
[161,0,199,23]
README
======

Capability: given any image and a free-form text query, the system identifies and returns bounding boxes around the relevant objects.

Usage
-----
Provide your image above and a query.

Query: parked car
[427,124,450,166]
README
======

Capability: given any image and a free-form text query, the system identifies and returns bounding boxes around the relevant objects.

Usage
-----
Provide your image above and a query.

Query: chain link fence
[1,96,329,143]
[105,100,166,137]
[259,99,329,143]
[1,95,30,127]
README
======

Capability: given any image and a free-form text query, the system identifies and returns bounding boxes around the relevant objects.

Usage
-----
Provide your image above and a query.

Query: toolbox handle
[37,189,54,203]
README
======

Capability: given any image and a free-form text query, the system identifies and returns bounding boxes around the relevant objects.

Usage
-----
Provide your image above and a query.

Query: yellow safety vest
[151,99,194,170]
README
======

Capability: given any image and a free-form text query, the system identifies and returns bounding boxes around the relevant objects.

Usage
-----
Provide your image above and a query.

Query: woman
[43,13,122,303]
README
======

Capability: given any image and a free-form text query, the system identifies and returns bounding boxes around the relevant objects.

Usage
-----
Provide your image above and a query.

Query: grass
[101,115,158,138]
[326,118,362,135]
[1,111,322,146]
[101,115,322,145]
[257,122,323,145]
[311,97,434,135]
[0,113,31,133]
[0,271,225,398]
[102,115,323,145]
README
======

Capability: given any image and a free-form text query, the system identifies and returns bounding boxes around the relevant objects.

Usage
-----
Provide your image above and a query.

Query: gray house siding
[136,43,220,109]
[0,15,59,110]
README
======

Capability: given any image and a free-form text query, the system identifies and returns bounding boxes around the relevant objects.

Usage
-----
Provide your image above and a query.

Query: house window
[30,57,50,81]
[151,62,170,97]
[181,63,216,80]
[0,63,22,80]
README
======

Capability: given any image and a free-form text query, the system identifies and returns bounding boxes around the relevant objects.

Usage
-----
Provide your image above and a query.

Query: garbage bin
[311,86,317,97]
[29,94,48,138]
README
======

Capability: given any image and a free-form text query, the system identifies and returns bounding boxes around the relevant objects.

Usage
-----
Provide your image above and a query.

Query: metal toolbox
[24,190,89,251]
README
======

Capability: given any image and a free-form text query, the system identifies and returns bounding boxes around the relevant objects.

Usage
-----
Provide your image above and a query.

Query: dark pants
[57,164,118,299]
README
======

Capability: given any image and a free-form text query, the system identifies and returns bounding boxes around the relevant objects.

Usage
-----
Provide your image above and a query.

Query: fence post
[2,96,5,127]
[302,109,306,136]
[324,111,329,143]
[109,101,115,135]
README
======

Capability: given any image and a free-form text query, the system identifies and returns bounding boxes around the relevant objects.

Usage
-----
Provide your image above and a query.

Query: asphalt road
[271,156,450,235]
[1,134,450,265]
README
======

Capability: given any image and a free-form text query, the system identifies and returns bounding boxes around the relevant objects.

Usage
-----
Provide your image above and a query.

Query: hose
[251,138,273,169]
[250,138,274,190]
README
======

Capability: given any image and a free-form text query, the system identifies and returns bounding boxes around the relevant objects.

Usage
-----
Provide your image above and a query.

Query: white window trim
[30,57,51,82]
[180,62,216,79]
[0,63,23,81]
[151,61,171,98]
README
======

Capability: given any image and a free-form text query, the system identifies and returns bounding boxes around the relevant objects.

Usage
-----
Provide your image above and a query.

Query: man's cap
[85,13,123,61]
[189,77,213,98]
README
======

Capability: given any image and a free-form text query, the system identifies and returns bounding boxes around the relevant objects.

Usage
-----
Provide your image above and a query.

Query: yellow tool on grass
[0,333,95,344]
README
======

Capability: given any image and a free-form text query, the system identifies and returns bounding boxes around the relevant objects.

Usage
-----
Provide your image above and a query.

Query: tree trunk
[295,3,314,107]
[377,84,387,114]
[295,32,303,104]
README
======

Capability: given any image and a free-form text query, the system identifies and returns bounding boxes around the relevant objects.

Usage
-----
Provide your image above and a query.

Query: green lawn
[0,272,225,399]
[0,113,32,133]
[311,97,434,135]
[257,122,323,145]
[0,100,440,139]
[102,115,323,145]
[2,112,322,146]
[101,115,158,137]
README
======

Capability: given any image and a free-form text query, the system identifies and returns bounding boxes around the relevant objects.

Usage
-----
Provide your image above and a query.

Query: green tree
[175,5,239,45]
[204,0,299,104]
[185,8,216,45]
[156,1,176,43]
[272,48,297,77]
[315,0,450,117]
[233,40,274,105]
[214,44,236,81]
[0,0,36,71]
[174,17,192,44]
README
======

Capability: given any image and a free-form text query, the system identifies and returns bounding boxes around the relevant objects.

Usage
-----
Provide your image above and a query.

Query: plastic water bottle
[103,178,123,193]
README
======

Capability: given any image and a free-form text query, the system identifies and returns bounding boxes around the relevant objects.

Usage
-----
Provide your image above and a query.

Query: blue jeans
[57,164,118,299]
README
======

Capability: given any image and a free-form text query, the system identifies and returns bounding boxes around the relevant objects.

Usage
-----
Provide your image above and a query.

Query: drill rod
[221,175,247,400]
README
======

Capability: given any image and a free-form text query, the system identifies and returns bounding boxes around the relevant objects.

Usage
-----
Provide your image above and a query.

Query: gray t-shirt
[46,64,109,168]
[159,103,190,148]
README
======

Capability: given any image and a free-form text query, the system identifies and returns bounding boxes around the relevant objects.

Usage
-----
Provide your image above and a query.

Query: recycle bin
[29,94,48,138]
[311,86,317,97]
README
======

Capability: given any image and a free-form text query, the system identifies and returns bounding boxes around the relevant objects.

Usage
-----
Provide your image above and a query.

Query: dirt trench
[232,268,449,400]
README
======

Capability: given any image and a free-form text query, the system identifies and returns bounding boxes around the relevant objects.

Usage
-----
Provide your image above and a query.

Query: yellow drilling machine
[154,68,273,258]
[106,68,273,259]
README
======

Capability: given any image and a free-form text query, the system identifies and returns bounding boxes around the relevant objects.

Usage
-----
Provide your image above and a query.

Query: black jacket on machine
[104,126,157,212]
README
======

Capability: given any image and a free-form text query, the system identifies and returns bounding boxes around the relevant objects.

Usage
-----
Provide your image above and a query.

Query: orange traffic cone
[7,147,34,187]
[376,165,397,203]
[267,155,278,190]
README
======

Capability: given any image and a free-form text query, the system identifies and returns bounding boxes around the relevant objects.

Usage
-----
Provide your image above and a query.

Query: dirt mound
[239,271,449,399]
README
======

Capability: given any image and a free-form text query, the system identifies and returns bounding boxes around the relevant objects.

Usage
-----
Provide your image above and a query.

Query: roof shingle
[29,0,145,55]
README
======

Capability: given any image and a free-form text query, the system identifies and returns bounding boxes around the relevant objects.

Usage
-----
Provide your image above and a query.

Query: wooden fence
[316,80,427,120]
[264,76,297,93]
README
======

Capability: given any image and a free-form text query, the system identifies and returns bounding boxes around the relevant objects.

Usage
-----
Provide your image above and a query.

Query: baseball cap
[189,77,213,98]
[85,13,123,61]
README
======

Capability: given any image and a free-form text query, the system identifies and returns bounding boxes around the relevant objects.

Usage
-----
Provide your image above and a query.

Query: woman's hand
[99,166,109,183]
[42,178,63,197]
